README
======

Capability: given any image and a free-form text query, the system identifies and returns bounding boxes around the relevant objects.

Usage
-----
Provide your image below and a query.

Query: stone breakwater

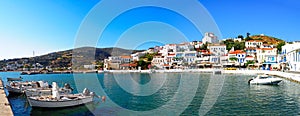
[0,79,13,116]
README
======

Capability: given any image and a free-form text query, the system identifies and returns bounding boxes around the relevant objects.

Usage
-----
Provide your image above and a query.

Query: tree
[237,35,244,40]
[246,32,251,38]
[229,57,238,62]
[223,39,245,51]
[277,41,286,53]
[245,60,255,67]
[137,60,151,70]
[200,43,208,50]
[245,32,253,41]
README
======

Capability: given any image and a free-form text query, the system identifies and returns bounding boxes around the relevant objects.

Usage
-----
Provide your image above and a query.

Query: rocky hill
[249,35,285,45]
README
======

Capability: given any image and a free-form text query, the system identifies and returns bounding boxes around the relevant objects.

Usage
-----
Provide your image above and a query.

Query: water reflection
[2,72,300,115]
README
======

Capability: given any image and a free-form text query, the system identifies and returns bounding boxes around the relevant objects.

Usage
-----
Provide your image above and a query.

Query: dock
[0,78,13,116]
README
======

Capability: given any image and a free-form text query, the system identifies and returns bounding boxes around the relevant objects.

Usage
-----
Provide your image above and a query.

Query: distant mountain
[0,47,144,69]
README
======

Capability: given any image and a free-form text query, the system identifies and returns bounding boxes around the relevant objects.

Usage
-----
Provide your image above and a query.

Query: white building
[228,50,246,65]
[282,42,300,71]
[183,51,197,65]
[151,55,165,69]
[245,40,263,48]
[202,32,218,44]
[103,55,133,70]
[131,51,146,61]
[207,44,227,56]
[256,48,277,63]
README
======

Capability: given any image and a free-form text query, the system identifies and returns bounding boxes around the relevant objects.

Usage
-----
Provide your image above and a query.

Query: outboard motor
[248,79,253,84]
[64,83,73,91]
[83,88,90,96]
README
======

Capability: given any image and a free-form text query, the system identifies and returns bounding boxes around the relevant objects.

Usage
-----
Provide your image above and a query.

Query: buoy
[102,96,106,102]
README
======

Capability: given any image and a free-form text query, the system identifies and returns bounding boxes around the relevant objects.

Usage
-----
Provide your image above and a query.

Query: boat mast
[33,51,35,72]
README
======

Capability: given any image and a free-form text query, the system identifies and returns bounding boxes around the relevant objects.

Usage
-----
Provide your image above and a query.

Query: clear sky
[0,0,299,60]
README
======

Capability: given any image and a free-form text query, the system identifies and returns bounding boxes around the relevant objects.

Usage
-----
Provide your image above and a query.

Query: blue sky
[0,0,299,60]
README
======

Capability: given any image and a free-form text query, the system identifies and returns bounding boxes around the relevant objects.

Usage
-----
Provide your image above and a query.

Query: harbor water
[1,72,300,116]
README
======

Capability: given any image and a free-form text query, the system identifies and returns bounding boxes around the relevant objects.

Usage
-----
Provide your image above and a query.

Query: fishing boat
[6,81,46,95]
[25,83,73,97]
[27,82,94,108]
[7,77,22,81]
[248,75,282,85]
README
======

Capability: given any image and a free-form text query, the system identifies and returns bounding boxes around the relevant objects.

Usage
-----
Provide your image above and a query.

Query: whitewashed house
[245,40,263,48]
[202,32,218,44]
[228,50,246,65]
[256,48,278,70]
[282,42,300,71]
[207,44,227,64]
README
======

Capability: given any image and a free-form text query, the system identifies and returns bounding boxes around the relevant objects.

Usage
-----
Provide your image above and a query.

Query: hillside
[0,47,143,69]
[249,35,285,45]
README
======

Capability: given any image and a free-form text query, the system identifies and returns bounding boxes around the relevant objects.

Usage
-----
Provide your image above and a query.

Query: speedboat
[248,75,282,85]
[27,82,94,108]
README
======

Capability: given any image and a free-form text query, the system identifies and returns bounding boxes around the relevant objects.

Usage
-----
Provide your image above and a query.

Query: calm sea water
[1,72,300,116]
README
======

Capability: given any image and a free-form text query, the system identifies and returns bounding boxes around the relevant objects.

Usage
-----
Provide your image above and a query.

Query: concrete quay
[0,79,13,116]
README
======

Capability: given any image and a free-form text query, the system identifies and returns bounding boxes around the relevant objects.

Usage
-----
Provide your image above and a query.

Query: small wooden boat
[6,81,44,95]
[27,82,94,108]
[25,83,73,97]
[7,77,22,81]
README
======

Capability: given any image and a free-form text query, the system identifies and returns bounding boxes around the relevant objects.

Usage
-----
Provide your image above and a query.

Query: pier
[0,79,13,116]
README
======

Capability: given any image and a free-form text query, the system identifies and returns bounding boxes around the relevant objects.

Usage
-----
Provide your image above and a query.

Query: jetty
[0,78,13,116]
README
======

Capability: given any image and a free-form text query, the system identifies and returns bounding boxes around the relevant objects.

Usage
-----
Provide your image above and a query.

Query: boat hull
[6,85,23,95]
[25,89,52,97]
[28,96,93,108]
[250,79,282,85]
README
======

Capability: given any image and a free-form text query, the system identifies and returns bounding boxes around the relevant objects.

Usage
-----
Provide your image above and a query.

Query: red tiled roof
[164,64,170,67]
[229,50,246,54]
[168,44,176,46]
[256,48,275,50]
[120,63,137,67]
[120,56,132,59]
[168,53,175,56]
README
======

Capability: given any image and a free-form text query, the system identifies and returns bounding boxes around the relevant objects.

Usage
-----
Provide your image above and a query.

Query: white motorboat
[27,82,94,108]
[248,75,282,85]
